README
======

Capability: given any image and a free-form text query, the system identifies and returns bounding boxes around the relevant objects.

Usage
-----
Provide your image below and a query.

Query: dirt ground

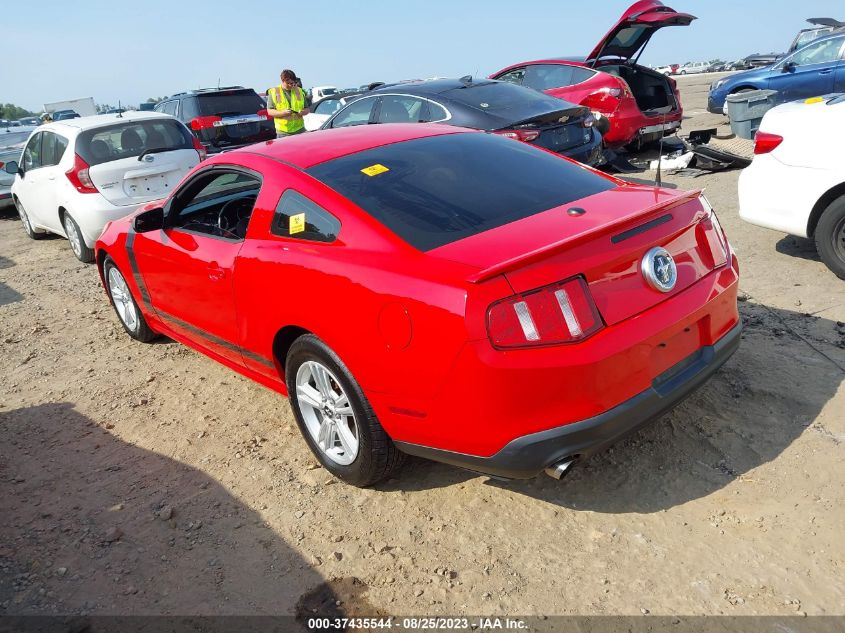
[1,73,843,620]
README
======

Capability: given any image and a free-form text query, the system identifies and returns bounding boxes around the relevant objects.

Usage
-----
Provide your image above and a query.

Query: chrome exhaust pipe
[544,457,577,480]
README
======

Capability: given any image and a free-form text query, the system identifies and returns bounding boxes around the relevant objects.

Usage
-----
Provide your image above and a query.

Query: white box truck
[43,97,98,118]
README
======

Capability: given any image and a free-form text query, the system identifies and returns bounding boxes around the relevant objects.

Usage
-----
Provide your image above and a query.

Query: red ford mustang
[95,123,740,486]
[490,0,693,149]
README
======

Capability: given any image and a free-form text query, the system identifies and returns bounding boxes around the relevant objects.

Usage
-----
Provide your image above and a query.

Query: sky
[5,0,844,112]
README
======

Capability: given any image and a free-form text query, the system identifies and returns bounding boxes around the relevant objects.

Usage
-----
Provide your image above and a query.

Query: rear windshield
[77,119,193,167]
[307,132,615,251]
[196,91,265,116]
[443,81,570,119]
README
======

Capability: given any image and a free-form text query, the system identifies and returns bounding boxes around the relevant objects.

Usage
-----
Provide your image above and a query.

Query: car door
[769,35,845,101]
[14,133,44,224]
[132,167,262,366]
[36,132,70,233]
[834,42,845,92]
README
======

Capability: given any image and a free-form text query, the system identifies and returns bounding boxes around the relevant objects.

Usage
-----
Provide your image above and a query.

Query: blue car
[708,32,845,113]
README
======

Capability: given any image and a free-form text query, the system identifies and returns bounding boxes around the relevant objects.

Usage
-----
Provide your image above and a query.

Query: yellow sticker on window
[289,213,306,234]
[805,97,824,104]
[361,163,390,177]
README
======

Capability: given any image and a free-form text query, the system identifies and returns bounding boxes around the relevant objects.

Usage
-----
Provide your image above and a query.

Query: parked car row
[708,32,845,113]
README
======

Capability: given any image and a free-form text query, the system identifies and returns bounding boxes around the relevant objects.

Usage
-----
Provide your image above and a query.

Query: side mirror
[4,160,18,175]
[782,61,796,73]
[133,207,164,233]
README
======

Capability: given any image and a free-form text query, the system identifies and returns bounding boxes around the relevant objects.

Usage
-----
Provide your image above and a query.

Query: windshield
[308,132,615,251]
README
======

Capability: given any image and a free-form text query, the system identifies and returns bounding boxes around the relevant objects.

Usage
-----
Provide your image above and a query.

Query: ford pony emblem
[641,247,677,293]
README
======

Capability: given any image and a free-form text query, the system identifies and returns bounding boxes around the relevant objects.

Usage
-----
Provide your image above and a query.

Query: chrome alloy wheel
[108,267,138,332]
[17,202,33,234]
[295,361,359,465]
[64,214,83,258]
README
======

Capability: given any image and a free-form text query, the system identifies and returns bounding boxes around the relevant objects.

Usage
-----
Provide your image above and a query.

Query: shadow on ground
[775,235,821,263]
[382,302,844,512]
[0,403,377,620]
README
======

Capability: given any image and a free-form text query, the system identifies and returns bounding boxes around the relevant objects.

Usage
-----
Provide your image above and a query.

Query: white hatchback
[5,112,202,262]
[738,94,845,279]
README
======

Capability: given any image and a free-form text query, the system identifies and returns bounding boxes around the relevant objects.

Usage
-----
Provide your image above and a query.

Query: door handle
[207,262,225,281]
[818,68,834,75]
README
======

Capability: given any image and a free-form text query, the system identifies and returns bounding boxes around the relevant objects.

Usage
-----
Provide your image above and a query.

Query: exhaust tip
[544,457,578,480]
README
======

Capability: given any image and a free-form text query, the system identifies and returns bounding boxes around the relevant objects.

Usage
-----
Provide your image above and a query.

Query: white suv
[677,61,710,74]
[5,112,202,262]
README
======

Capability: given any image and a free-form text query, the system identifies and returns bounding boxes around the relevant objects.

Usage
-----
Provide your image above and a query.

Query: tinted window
[196,91,264,116]
[271,190,340,242]
[496,68,526,85]
[22,133,42,171]
[315,99,345,115]
[442,81,567,118]
[376,95,434,123]
[77,119,193,166]
[330,97,377,127]
[308,133,615,251]
[790,35,845,66]
[41,132,68,166]
[524,65,579,90]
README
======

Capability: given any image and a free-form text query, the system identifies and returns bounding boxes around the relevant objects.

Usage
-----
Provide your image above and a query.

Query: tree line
[1,104,36,120]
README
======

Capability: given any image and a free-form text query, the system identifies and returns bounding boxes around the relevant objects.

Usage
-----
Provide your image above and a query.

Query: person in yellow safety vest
[267,69,310,137]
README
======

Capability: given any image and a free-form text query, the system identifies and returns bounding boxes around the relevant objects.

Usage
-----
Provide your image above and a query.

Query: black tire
[62,212,95,263]
[285,334,404,486]
[815,194,845,280]
[103,256,158,342]
[14,198,45,240]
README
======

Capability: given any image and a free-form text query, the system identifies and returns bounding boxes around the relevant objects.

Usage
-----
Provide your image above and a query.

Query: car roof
[229,123,474,170]
[164,86,254,99]
[370,78,498,96]
[43,111,179,132]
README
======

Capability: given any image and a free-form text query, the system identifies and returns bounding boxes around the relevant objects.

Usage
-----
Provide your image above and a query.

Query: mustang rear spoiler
[465,189,702,284]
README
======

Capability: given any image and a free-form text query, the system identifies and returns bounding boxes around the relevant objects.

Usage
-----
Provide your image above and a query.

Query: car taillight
[65,154,98,194]
[581,114,595,128]
[257,109,270,120]
[754,131,783,155]
[192,136,207,161]
[487,276,604,349]
[190,115,222,130]
[494,129,541,142]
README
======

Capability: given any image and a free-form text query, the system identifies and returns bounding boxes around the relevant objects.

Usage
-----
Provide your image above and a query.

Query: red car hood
[587,0,696,63]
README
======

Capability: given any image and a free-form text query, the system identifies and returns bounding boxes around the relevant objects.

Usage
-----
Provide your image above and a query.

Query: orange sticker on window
[289,213,305,234]
[361,163,390,176]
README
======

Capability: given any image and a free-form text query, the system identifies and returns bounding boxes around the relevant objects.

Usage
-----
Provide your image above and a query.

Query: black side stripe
[125,229,275,370]
[611,214,673,244]
[156,308,276,370]
[124,229,153,309]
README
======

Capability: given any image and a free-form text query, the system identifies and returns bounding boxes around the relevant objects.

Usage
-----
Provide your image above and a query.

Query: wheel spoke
[334,393,353,417]
[335,420,358,457]
[317,419,333,451]
[296,383,323,410]
[311,364,334,399]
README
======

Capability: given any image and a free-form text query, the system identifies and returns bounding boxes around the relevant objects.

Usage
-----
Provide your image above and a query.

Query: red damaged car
[95,124,740,486]
[490,0,694,149]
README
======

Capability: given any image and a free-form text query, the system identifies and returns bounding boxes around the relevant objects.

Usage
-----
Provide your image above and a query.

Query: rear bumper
[395,321,742,479]
[559,129,604,166]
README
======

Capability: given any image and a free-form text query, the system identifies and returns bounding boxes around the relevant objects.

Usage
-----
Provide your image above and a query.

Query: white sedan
[303,93,362,131]
[738,94,845,279]
[5,112,202,262]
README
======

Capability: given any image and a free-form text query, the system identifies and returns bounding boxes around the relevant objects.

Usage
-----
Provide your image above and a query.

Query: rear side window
[271,190,340,242]
[308,132,615,251]
[76,119,193,166]
[41,132,68,166]
[196,91,265,116]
